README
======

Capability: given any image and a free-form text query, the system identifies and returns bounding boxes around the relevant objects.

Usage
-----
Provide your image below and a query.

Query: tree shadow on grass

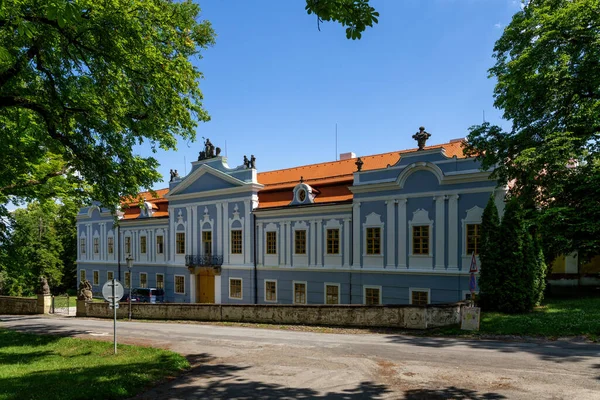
[403,386,506,399]
[383,335,600,363]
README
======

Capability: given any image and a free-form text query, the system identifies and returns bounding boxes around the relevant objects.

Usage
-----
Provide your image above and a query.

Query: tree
[0,1,379,231]
[464,0,600,260]
[478,195,502,310]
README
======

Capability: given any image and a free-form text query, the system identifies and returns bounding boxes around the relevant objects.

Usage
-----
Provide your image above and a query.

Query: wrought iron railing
[185,254,224,268]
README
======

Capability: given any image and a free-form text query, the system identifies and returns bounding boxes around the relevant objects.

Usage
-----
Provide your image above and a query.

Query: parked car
[122,288,165,304]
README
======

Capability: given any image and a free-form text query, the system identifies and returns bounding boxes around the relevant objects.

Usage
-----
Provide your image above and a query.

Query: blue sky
[143,0,522,189]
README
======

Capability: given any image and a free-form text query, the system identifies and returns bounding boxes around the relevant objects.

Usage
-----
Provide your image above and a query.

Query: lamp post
[126,255,133,321]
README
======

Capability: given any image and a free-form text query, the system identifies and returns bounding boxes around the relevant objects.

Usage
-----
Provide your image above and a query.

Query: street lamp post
[126,255,133,321]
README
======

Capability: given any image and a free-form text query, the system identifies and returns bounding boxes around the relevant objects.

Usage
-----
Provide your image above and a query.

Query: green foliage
[0,328,190,400]
[305,0,379,39]
[464,0,600,259]
[0,0,216,222]
[477,195,502,309]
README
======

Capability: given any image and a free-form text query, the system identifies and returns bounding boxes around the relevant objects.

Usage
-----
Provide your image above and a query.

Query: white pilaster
[186,206,192,256]
[216,202,222,255]
[214,275,222,304]
[310,220,317,266]
[352,202,361,268]
[191,206,196,255]
[316,219,323,267]
[189,271,196,303]
[448,194,459,270]
[222,202,229,263]
[343,218,351,267]
[397,199,407,268]
[435,195,446,269]
[257,223,263,266]
[244,200,251,265]
[386,201,395,268]
[285,222,291,266]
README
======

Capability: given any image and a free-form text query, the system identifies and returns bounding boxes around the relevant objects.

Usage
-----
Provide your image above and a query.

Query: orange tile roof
[120,140,466,214]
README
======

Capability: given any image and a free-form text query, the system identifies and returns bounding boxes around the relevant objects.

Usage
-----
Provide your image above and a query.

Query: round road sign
[102,280,124,302]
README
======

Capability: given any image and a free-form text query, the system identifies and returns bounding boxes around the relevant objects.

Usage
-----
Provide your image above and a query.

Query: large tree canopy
[465,0,600,260]
[0,0,379,225]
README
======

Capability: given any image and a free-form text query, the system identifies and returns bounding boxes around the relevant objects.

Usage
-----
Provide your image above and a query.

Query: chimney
[339,152,356,161]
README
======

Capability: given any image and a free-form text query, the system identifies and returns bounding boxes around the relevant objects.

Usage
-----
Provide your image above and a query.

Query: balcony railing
[185,255,224,268]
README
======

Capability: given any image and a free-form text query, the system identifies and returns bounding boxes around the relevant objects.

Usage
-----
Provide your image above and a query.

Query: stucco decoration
[290,182,316,206]
[396,161,445,188]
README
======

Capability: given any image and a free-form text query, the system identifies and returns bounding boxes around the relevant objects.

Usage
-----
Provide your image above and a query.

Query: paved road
[2,315,600,399]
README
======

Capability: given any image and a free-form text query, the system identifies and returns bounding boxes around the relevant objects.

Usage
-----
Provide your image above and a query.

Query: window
[140,273,147,288]
[175,275,185,294]
[124,272,131,288]
[156,235,164,254]
[298,189,306,202]
[80,238,86,254]
[140,236,147,254]
[410,288,430,306]
[107,271,114,282]
[412,226,429,255]
[125,236,131,254]
[466,224,481,255]
[293,282,307,304]
[229,278,242,299]
[325,284,340,305]
[231,230,242,254]
[366,227,381,255]
[265,280,277,302]
[93,238,99,254]
[202,231,212,255]
[266,231,277,254]
[294,230,306,254]
[107,237,114,254]
[326,229,340,254]
[156,274,164,289]
[176,232,185,254]
[93,270,99,286]
[364,286,381,305]
[80,269,86,282]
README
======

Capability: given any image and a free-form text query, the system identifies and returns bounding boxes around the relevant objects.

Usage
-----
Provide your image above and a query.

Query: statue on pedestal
[412,126,431,151]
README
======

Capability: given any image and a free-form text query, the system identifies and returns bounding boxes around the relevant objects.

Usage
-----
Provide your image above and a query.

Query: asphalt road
[2,315,600,399]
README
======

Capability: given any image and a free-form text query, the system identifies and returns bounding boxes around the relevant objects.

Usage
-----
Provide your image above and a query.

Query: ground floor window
[229,278,242,299]
[124,272,131,288]
[294,281,307,304]
[139,272,147,288]
[107,271,114,282]
[325,283,340,304]
[265,280,277,302]
[410,288,430,306]
[93,270,99,286]
[80,269,86,283]
[364,286,381,305]
[175,275,185,294]
[156,274,164,289]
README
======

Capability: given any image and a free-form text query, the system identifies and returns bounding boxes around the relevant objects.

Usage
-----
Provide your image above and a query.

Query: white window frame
[93,237,100,254]
[124,271,131,288]
[174,274,185,294]
[265,228,278,255]
[140,235,147,254]
[92,270,99,286]
[156,273,165,289]
[156,235,164,254]
[228,203,245,261]
[264,279,277,303]
[362,213,384,268]
[139,272,148,288]
[80,269,86,283]
[107,271,114,282]
[292,221,309,267]
[107,235,114,255]
[363,285,382,305]
[293,280,307,304]
[409,287,431,305]
[229,277,243,300]
[124,235,132,256]
[408,209,434,269]
[324,282,341,305]
[175,231,186,255]
[461,206,484,269]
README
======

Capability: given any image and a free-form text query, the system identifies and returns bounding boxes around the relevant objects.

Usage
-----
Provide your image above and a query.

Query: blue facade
[77,144,503,305]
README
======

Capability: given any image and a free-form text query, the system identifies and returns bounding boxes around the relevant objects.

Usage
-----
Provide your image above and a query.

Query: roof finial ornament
[412,126,431,151]
[355,157,364,172]
[300,176,304,183]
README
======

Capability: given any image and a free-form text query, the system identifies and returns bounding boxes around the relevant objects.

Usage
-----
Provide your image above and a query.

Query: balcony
[185,255,224,268]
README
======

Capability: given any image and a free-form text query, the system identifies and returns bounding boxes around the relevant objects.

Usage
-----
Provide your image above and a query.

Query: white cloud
[494,22,503,29]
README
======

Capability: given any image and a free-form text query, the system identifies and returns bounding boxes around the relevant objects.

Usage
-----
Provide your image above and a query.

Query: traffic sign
[102,280,124,302]
[469,252,478,273]
[469,273,477,293]
[108,303,120,309]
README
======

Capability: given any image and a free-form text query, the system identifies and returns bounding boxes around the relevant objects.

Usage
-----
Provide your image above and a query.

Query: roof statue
[412,126,431,151]
[198,138,221,161]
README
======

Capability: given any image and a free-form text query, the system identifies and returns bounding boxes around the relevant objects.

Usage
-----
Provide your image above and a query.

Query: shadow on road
[403,386,506,399]
[384,335,600,363]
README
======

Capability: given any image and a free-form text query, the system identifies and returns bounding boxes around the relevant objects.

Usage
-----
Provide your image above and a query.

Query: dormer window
[290,182,317,206]
[298,189,306,202]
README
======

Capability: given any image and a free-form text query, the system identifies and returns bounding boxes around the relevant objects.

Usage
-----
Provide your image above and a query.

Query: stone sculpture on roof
[412,126,431,151]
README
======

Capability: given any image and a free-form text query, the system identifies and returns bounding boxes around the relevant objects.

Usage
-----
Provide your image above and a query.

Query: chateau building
[76,130,505,305]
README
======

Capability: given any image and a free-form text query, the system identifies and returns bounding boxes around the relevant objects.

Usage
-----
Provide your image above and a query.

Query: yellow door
[197,269,215,303]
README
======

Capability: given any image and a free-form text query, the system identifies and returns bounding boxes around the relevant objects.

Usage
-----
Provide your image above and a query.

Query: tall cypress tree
[478,195,502,310]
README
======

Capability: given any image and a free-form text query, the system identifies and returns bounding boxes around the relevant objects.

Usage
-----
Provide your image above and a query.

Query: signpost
[102,279,124,354]
[462,252,481,331]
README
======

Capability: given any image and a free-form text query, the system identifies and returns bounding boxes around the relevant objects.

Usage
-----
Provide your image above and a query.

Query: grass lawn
[434,297,600,341]
[0,329,189,400]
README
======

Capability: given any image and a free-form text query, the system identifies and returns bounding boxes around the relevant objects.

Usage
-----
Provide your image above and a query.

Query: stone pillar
[352,202,361,268]
[37,294,51,314]
[76,299,88,317]
[386,200,395,268]
[343,218,351,267]
[397,199,407,268]
[435,195,446,269]
[448,194,459,270]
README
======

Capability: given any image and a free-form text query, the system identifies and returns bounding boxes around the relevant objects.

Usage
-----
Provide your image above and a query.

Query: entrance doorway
[196,268,215,303]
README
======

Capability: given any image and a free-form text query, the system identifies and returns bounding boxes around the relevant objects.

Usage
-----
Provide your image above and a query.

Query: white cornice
[119,218,169,227]
[167,183,264,202]
[253,203,352,218]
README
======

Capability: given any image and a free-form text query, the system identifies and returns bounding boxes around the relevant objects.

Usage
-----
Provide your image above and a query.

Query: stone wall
[78,301,466,329]
[0,295,38,315]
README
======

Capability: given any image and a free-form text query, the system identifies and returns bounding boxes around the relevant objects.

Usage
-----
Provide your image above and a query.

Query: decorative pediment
[463,206,483,223]
[363,212,383,226]
[396,162,444,188]
[410,209,432,225]
[167,164,247,197]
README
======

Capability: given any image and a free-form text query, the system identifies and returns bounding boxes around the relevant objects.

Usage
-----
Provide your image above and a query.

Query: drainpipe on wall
[253,211,258,304]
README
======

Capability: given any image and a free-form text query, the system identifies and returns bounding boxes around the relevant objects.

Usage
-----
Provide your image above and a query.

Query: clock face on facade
[298,189,306,202]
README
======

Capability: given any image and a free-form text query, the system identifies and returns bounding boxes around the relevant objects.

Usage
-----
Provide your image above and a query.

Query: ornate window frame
[292,221,309,267]
[409,287,431,305]
[229,204,244,262]
[363,285,382,305]
[264,279,277,303]
[264,222,279,266]
[324,282,341,305]
[461,206,483,270]
[408,209,433,269]
[362,212,384,267]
